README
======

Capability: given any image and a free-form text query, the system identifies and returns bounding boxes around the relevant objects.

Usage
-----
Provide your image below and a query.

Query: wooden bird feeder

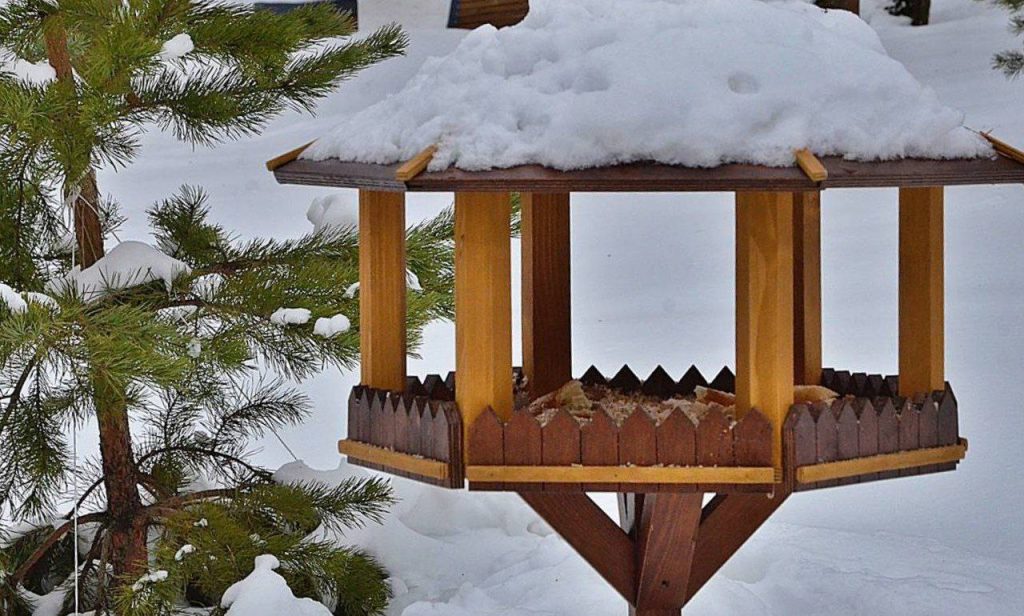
[267,137,1024,612]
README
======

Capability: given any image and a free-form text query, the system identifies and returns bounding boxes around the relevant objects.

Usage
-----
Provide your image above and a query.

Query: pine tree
[994,0,1024,77]
[0,2,461,614]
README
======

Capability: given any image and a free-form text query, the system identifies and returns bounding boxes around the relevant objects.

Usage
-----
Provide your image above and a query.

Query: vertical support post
[736,191,795,467]
[898,186,944,396]
[522,192,572,399]
[793,191,822,385]
[359,190,407,391]
[456,192,514,443]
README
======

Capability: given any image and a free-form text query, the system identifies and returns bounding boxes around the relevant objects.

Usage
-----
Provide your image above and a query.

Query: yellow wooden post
[522,192,572,399]
[898,186,944,396]
[736,191,795,467]
[456,192,514,443]
[359,190,407,391]
[793,191,823,385]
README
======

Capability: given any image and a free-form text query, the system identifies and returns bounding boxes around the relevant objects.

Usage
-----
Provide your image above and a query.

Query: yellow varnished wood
[795,149,828,182]
[796,440,966,483]
[359,190,407,391]
[455,192,514,449]
[899,186,944,395]
[736,191,795,467]
[339,440,449,479]
[395,145,438,181]
[266,140,314,171]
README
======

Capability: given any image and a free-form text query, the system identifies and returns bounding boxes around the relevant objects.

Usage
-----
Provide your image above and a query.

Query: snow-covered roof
[304,0,991,172]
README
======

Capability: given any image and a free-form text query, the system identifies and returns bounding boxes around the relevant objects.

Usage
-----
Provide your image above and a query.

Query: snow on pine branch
[305,0,992,171]
[46,241,191,301]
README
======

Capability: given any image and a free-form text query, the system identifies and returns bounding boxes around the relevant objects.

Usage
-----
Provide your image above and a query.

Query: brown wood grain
[619,410,658,492]
[542,410,581,491]
[504,411,542,491]
[733,410,773,467]
[582,411,619,492]
[836,402,859,461]
[467,408,504,491]
[635,493,703,611]
[793,191,823,385]
[656,412,697,492]
[898,401,921,478]
[686,493,787,602]
[937,393,958,446]
[450,0,530,29]
[857,400,880,482]
[520,492,637,603]
[521,192,573,399]
[275,156,1024,192]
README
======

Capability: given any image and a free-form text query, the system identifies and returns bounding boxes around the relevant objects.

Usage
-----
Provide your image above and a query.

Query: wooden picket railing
[340,366,965,493]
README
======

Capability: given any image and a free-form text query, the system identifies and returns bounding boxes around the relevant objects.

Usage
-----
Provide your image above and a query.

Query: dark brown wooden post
[522,192,572,399]
[816,0,860,14]
[793,191,822,385]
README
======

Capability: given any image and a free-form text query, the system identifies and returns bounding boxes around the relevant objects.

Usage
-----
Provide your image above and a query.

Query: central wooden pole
[736,191,795,467]
[455,192,514,444]
[359,190,407,391]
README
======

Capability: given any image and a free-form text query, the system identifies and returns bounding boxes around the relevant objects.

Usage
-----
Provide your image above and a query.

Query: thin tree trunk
[44,14,148,586]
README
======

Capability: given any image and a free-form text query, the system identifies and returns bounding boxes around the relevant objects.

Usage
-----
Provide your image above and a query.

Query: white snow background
[16,0,1024,613]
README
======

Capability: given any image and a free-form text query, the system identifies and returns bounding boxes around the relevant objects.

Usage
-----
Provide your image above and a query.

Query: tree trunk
[44,13,148,587]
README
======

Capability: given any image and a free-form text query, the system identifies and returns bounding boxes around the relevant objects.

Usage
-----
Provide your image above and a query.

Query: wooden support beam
[359,190,407,391]
[455,192,514,441]
[793,191,822,385]
[685,492,788,602]
[796,439,967,484]
[633,494,703,615]
[898,186,944,396]
[522,192,572,399]
[736,191,795,466]
[520,492,638,604]
[465,465,777,485]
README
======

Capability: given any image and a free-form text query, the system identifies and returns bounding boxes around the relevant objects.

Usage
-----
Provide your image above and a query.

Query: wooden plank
[265,140,314,171]
[635,493,703,612]
[695,408,734,469]
[519,492,637,603]
[980,131,1024,165]
[898,401,921,478]
[273,156,1024,193]
[582,410,619,492]
[736,191,795,467]
[836,402,859,461]
[359,190,407,391]
[541,410,581,491]
[339,439,449,480]
[619,410,658,493]
[395,145,437,181]
[504,411,542,492]
[795,440,967,483]
[521,192,572,399]
[467,408,505,491]
[686,493,787,602]
[656,411,697,492]
[455,191,514,445]
[898,186,944,396]
[857,400,880,482]
[465,465,777,484]
[795,149,828,182]
[793,191,822,385]
[450,0,530,29]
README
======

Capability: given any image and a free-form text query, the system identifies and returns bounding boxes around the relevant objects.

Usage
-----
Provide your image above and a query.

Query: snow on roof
[305,0,991,171]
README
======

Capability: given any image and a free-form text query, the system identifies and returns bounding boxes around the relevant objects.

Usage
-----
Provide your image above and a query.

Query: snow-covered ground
[67,0,1024,613]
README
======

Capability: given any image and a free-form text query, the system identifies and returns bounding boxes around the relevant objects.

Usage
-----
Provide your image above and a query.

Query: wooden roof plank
[272,155,1024,192]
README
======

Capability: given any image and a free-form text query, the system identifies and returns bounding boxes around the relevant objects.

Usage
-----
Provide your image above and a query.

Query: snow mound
[220,554,332,616]
[0,283,28,313]
[159,33,194,61]
[313,314,351,338]
[271,308,312,325]
[306,0,991,171]
[47,241,191,301]
[307,193,358,234]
